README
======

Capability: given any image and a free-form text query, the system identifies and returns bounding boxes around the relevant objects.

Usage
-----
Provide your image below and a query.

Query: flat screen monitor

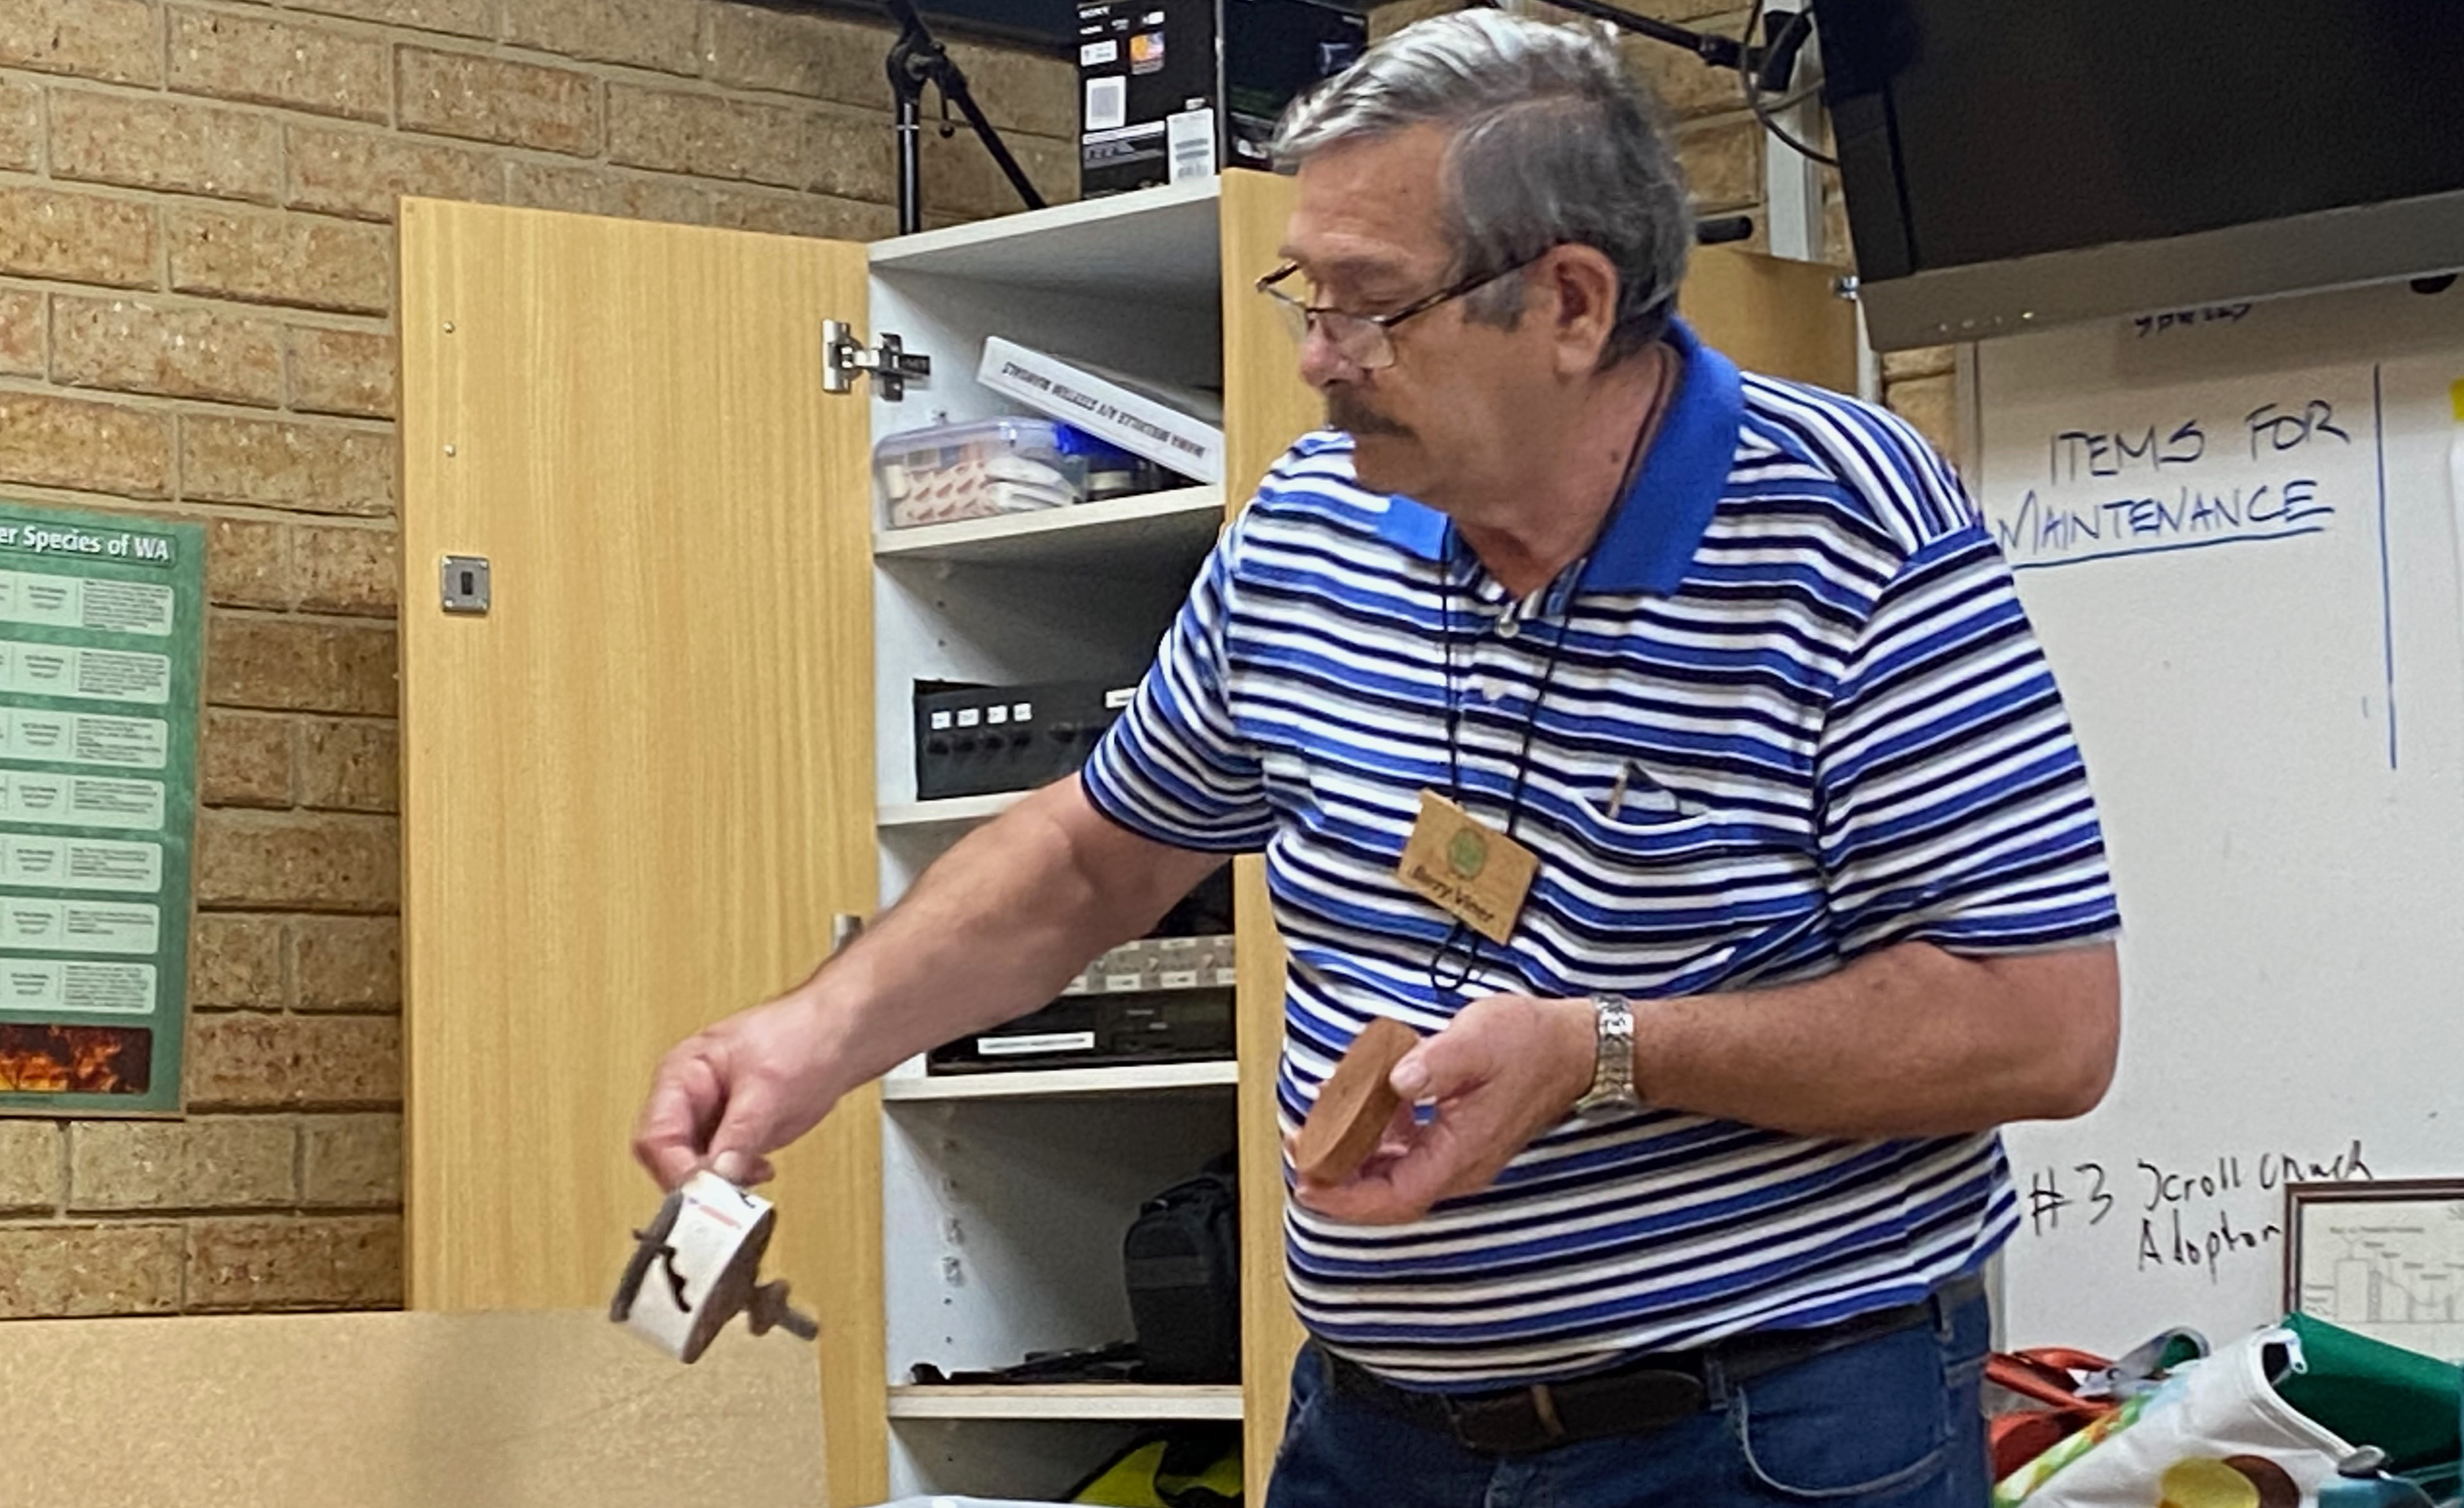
[1813,0,2464,347]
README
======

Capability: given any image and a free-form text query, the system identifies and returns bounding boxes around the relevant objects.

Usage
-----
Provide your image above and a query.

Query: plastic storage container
[873,416,1166,529]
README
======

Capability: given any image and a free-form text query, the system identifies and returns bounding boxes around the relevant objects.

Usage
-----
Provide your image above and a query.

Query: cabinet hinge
[823,319,931,401]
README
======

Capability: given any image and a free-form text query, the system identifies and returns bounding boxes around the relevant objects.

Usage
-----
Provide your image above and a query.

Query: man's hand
[631,991,843,1191]
[1294,993,1596,1224]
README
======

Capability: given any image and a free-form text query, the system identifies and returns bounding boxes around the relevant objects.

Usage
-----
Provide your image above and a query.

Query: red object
[1987,1348,2120,1480]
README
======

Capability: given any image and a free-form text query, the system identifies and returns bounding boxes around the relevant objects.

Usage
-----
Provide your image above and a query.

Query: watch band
[1573,992,1641,1119]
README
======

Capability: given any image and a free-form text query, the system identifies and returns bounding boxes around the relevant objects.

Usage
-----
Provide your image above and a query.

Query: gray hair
[1272,9,1693,368]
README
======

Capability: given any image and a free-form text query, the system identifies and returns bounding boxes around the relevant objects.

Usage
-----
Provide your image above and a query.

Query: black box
[1076,0,1366,198]
[927,992,1237,1073]
[913,679,1131,801]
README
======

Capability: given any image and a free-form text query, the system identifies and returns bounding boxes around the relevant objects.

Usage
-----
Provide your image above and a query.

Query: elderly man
[636,11,2120,1506]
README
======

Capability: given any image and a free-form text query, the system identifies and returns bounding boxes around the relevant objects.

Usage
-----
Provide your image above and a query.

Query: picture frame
[2283,1178,2464,1361]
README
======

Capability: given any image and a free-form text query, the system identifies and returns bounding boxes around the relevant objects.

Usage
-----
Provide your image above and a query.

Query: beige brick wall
[0,0,1072,1317]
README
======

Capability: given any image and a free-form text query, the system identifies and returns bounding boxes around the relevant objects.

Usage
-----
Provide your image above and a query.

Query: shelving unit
[874,485,1225,567]
[865,174,1280,1506]
[887,1385,1245,1421]
[882,1060,1241,1101]
[877,791,1027,830]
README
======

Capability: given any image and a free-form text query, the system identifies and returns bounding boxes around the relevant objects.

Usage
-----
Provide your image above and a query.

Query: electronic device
[925,934,1236,1074]
[913,679,1130,801]
[1814,0,2464,349]
[1076,0,1366,196]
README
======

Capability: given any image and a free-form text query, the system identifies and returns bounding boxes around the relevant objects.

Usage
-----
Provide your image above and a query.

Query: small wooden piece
[1294,1017,1419,1185]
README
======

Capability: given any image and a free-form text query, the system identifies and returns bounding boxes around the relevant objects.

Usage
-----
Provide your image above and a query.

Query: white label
[930,710,953,731]
[1159,969,1199,989]
[1012,701,1032,721]
[0,897,159,955]
[956,707,981,728]
[1080,39,1118,66]
[1105,973,1146,992]
[1085,76,1127,133]
[1,958,158,1014]
[976,1031,1098,1057]
[1166,108,1215,183]
[1104,687,1137,710]
[0,639,171,705]
[986,706,1008,726]
[1212,968,1239,987]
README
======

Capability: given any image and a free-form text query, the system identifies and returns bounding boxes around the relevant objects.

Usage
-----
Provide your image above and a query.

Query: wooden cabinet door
[1683,245,1862,392]
[398,200,885,1505]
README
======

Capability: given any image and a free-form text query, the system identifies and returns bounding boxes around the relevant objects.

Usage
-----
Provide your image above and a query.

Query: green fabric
[2275,1312,2461,1473]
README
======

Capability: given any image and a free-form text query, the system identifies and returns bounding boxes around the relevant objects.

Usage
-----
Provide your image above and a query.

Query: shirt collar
[1367,317,1743,596]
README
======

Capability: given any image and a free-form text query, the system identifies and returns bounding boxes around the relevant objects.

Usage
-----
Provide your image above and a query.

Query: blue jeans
[1265,1292,1992,1508]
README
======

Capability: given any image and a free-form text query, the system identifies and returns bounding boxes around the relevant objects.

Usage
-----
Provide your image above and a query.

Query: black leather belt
[1318,1273,1986,1457]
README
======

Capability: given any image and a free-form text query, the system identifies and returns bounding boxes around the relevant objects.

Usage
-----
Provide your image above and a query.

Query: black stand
[1536,0,1812,97]
[1507,0,1817,244]
[882,0,1046,235]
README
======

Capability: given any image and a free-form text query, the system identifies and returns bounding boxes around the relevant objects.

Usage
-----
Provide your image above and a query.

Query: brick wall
[0,0,1071,1319]
[1371,0,1963,462]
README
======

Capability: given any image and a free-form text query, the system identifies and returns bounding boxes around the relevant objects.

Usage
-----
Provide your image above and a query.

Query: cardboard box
[2,1308,823,1508]
[1076,0,1367,198]
[978,336,1225,483]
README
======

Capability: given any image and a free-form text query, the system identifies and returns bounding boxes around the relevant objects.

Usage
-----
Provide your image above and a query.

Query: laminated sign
[0,502,204,1118]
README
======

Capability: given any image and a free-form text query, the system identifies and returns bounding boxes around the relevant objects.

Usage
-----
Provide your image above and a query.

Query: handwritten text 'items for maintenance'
[1995,398,2353,569]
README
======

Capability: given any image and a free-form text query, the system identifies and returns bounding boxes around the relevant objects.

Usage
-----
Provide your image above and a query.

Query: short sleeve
[1815,521,2122,955]
[1078,514,1274,852]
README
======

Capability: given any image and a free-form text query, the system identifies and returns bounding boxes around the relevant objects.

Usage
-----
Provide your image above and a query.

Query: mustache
[1326,389,1412,438]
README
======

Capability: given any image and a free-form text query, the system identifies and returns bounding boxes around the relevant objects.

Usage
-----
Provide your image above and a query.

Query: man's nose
[1296,319,1357,390]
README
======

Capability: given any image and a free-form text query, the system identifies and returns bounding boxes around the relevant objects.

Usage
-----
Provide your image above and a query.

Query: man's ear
[1538,244,1623,376]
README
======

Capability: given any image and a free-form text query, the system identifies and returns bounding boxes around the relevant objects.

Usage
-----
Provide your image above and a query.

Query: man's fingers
[1372,1100,1417,1158]
[705,1073,782,1181]
[1298,1115,1474,1224]
[1391,1009,1507,1103]
[632,1051,724,1190]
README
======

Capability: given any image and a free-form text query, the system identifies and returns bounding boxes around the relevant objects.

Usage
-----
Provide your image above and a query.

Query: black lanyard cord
[1419,364,1670,1004]
[1425,552,1591,1000]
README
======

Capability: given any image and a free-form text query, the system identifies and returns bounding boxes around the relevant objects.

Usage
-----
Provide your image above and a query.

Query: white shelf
[887,1384,1244,1422]
[883,1059,1239,1102]
[876,485,1223,567]
[878,791,1027,829]
[870,178,1224,302]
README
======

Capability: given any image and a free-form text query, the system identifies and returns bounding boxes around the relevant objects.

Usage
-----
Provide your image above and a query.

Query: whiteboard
[1973,279,2464,1354]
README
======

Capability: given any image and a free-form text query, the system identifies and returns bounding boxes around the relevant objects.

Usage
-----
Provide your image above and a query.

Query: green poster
[0,502,204,1117]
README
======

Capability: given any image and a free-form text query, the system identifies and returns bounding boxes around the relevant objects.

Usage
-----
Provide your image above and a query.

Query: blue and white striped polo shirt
[1079,319,2119,1389]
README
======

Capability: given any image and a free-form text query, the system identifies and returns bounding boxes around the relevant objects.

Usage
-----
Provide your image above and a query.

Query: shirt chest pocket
[1552,761,1749,867]
[1536,765,1824,982]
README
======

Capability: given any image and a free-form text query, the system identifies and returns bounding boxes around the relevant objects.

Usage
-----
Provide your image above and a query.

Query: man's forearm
[1623,941,2120,1139]
[785,780,1222,1104]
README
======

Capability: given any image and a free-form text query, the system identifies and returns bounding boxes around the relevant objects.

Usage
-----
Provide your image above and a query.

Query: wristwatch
[1572,993,1643,1119]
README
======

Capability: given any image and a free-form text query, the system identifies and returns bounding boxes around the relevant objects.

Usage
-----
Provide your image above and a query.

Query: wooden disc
[1293,1016,1419,1185]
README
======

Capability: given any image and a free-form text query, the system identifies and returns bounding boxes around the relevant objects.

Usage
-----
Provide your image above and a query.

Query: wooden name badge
[1294,1016,1419,1185]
